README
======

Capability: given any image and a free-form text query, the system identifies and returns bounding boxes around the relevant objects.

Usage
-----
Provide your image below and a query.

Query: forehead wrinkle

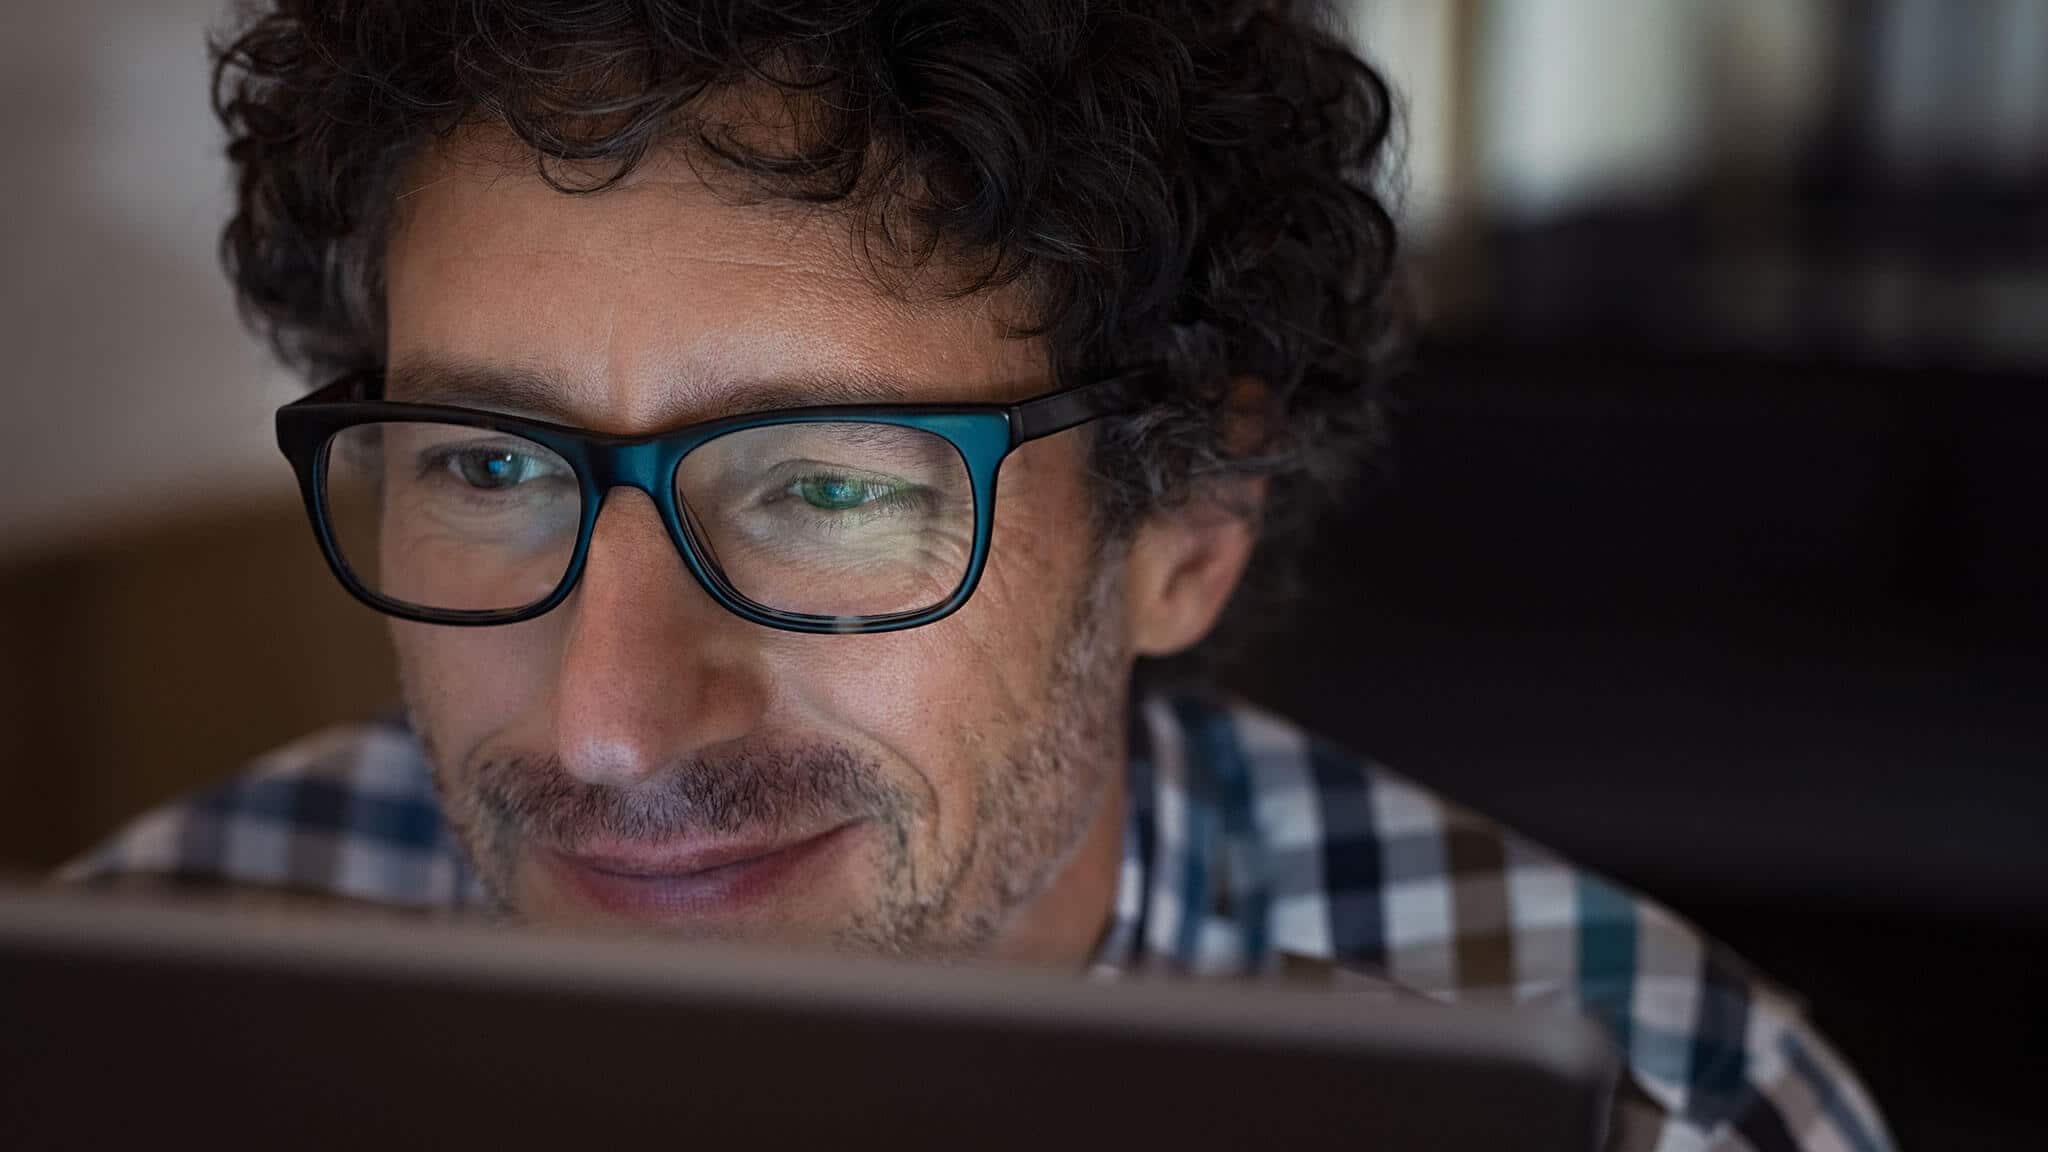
[383,353,990,432]
[386,129,1055,432]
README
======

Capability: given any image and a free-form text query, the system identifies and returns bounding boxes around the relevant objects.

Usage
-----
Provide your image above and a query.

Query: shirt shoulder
[58,717,485,912]
[1130,689,1894,1152]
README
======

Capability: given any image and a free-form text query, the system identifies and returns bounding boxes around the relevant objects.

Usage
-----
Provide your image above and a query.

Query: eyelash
[779,474,929,512]
[413,440,528,473]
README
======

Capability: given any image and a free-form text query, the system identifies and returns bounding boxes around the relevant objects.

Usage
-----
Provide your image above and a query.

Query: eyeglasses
[276,369,1142,634]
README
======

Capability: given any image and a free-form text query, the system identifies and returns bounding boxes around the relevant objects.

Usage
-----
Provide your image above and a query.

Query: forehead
[382,132,1043,431]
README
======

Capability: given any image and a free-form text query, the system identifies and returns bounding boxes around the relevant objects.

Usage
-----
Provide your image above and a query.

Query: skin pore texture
[384,130,1258,967]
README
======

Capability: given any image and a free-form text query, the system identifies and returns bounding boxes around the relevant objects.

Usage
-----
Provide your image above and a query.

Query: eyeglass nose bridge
[569,435,734,606]
[579,436,675,498]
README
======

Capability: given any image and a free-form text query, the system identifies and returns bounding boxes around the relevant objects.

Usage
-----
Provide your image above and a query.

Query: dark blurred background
[1220,3,2046,1148]
[0,2,2040,1148]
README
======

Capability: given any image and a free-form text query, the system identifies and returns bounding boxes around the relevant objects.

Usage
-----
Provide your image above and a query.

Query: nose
[553,488,770,789]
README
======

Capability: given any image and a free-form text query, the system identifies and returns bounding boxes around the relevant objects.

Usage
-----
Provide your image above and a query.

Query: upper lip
[553,823,853,878]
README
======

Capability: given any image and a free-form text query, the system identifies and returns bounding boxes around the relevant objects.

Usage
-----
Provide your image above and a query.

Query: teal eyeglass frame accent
[275,368,1147,634]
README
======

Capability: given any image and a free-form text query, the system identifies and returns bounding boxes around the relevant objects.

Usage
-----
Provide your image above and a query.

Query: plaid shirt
[62,690,1891,1152]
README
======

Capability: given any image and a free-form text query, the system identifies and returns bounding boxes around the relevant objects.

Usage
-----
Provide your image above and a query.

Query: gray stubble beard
[842,555,1129,958]
[410,552,1131,962]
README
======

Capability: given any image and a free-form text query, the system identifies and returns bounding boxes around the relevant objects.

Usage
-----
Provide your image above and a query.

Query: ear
[1121,473,1267,657]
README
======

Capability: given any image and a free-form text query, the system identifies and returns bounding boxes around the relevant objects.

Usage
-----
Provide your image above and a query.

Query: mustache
[472,744,902,849]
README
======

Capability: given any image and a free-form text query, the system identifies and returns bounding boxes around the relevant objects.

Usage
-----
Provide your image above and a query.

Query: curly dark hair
[214,0,1398,619]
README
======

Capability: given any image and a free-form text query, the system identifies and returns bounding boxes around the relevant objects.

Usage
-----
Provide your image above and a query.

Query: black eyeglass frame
[275,368,1146,634]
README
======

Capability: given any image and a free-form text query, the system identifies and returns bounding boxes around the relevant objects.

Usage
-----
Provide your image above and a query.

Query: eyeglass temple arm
[1007,369,1151,448]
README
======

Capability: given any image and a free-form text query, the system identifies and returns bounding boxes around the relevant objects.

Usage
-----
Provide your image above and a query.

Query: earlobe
[1123,476,1267,657]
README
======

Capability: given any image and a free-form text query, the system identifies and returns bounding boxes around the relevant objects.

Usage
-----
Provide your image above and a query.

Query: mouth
[539,821,865,920]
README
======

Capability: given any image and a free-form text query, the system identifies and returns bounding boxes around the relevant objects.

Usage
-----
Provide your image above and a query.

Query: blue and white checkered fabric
[63,691,1892,1152]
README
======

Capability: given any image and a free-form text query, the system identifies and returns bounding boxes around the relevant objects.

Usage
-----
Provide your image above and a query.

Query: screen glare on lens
[675,422,974,619]
[324,422,581,614]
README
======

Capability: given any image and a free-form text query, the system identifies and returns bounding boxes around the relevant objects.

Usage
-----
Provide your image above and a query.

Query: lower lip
[541,824,861,919]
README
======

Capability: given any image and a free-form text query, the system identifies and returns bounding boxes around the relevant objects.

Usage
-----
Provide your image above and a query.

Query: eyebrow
[382,356,928,427]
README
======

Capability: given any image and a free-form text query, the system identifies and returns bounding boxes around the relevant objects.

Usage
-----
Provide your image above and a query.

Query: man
[66,2,1890,1148]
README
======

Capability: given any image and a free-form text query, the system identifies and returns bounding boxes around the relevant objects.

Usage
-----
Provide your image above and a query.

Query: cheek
[784,435,1097,772]
[782,622,992,771]
[392,616,564,758]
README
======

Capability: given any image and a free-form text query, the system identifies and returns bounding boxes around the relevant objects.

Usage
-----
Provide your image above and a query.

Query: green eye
[796,475,890,510]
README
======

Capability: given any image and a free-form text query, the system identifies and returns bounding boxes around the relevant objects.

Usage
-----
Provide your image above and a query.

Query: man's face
[382,137,1133,959]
